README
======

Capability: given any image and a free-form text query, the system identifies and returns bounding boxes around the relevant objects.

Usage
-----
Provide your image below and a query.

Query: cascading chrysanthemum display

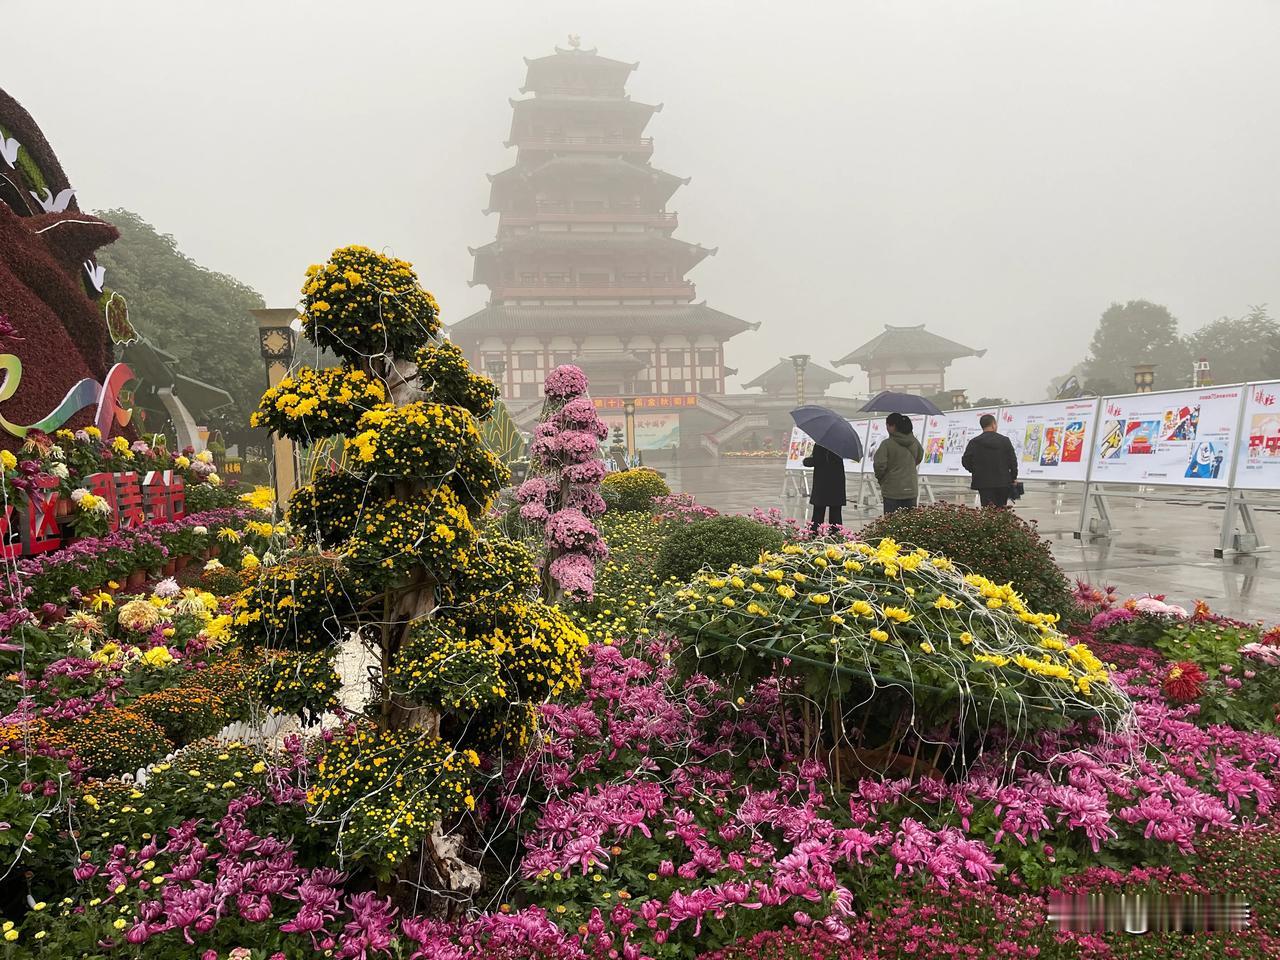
[515,364,608,601]
[238,245,587,894]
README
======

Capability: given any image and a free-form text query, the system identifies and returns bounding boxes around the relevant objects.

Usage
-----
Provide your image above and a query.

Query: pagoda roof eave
[833,324,987,368]
[486,156,685,185]
[520,48,639,93]
[506,97,662,142]
[449,303,759,340]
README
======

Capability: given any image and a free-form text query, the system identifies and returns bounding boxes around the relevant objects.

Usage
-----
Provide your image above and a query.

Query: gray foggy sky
[9,0,1279,401]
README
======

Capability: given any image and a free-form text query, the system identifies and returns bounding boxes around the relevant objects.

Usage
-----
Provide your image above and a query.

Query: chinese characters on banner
[0,470,186,558]
[1233,381,1280,490]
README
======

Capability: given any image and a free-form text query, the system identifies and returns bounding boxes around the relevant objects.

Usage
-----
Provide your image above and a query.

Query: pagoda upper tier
[453,42,755,402]
[465,43,712,307]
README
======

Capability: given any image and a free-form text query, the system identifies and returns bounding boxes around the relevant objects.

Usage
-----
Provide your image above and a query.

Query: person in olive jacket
[803,443,845,533]
[873,413,924,514]
[961,413,1018,507]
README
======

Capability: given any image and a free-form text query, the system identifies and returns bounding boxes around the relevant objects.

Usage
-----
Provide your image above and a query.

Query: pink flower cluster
[482,630,1280,956]
[517,365,608,600]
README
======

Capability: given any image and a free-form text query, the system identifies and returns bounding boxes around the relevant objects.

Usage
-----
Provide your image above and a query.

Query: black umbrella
[790,405,864,461]
[859,390,943,415]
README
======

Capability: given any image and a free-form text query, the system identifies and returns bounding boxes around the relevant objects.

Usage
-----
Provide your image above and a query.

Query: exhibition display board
[1232,381,1280,490]
[1088,385,1244,488]
[1000,399,1099,483]
[919,409,997,477]
[782,381,1280,496]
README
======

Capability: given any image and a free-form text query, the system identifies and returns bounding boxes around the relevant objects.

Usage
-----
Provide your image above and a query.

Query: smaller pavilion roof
[123,339,235,416]
[833,324,986,368]
[744,358,852,392]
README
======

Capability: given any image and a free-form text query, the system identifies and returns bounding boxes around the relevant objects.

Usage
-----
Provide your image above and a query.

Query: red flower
[1162,660,1206,702]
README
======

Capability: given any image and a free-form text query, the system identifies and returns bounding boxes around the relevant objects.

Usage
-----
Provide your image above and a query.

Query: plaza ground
[666,457,1280,623]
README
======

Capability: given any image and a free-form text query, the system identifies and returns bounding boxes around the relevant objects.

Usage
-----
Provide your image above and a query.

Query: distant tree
[1081,376,1123,398]
[1083,300,1191,392]
[94,208,267,427]
[1186,305,1280,385]
[972,396,1011,408]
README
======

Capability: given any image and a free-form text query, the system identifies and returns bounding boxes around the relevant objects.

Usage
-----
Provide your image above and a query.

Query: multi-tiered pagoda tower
[452,41,757,450]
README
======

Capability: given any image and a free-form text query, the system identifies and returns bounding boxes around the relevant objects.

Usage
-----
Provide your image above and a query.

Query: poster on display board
[1231,381,1280,490]
[1088,386,1244,487]
[918,409,997,477]
[999,399,1099,482]
[599,411,679,449]
[784,425,864,473]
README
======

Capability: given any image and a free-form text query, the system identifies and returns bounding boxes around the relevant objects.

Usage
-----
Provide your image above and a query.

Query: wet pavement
[662,458,1280,624]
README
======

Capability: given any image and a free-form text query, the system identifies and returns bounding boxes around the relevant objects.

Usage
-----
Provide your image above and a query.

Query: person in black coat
[961,414,1018,507]
[803,443,846,532]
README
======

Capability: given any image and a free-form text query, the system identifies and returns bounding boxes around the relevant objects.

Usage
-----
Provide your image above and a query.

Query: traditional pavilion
[743,359,852,400]
[450,40,757,450]
[833,324,985,396]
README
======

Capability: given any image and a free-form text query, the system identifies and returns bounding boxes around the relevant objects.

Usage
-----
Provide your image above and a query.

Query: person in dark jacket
[803,443,845,533]
[961,414,1018,507]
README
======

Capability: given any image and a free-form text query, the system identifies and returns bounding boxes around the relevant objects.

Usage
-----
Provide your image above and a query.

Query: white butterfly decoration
[30,186,75,213]
[0,135,18,169]
[84,259,106,293]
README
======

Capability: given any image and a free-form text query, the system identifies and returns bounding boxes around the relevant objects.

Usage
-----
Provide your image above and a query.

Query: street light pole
[485,357,508,398]
[623,397,637,465]
[790,354,811,405]
[251,308,300,511]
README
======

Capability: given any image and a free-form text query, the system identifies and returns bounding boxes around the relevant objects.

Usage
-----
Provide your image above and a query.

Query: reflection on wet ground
[662,458,1280,624]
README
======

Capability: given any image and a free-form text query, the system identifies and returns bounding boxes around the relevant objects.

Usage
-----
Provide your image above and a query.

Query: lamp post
[622,397,637,465]
[789,354,811,405]
[251,308,300,510]
[485,357,508,399]
[1132,363,1156,393]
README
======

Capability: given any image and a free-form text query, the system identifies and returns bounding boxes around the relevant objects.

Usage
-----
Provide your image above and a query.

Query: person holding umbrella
[873,413,924,513]
[803,443,845,532]
[789,405,863,534]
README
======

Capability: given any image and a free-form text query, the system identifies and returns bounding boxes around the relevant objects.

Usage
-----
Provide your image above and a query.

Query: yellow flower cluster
[231,553,356,651]
[414,338,498,420]
[240,486,278,512]
[299,245,441,362]
[405,592,588,722]
[343,484,476,586]
[249,649,342,719]
[250,365,387,441]
[348,401,483,482]
[308,725,478,866]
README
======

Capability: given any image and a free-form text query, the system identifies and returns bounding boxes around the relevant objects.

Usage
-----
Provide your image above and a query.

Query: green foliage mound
[859,502,1076,622]
[654,515,787,584]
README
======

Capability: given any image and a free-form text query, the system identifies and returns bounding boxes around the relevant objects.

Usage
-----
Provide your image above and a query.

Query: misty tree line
[1054,299,1280,398]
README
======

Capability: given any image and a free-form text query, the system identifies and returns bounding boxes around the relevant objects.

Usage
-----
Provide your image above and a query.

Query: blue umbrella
[859,391,943,415]
[790,405,864,461]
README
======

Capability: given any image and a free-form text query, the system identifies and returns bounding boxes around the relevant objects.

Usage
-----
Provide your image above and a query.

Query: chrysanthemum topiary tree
[238,246,587,901]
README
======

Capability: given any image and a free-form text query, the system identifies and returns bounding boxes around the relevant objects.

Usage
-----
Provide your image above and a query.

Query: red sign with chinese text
[0,471,185,558]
